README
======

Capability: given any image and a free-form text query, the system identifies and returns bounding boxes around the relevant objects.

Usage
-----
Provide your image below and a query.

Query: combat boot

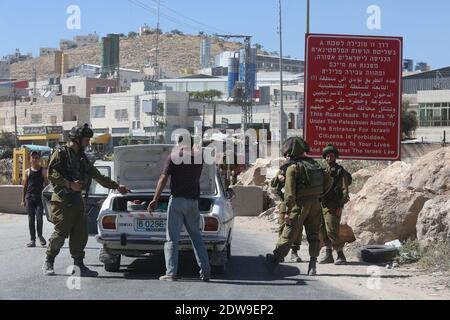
[73,258,99,278]
[290,250,302,263]
[319,248,334,264]
[308,257,317,276]
[42,256,55,276]
[335,251,347,265]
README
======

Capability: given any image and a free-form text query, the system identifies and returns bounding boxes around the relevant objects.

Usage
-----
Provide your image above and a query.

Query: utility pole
[155,0,161,80]
[13,86,18,148]
[279,0,286,147]
[306,0,311,34]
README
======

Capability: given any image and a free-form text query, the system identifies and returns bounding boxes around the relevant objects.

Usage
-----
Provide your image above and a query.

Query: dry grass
[397,240,450,273]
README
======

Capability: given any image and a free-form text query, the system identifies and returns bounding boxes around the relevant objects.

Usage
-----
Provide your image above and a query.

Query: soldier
[43,124,130,277]
[271,156,303,263]
[319,144,351,265]
[265,137,332,276]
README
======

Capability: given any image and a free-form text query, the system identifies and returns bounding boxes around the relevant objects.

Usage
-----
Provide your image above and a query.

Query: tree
[128,31,138,38]
[119,136,133,146]
[0,131,15,149]
[190,90,223,128]
[171,29,183,35]
[254,43,264,51]
[401,102,418,138]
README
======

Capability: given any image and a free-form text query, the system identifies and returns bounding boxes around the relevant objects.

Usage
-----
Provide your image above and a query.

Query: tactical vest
[294,158,325,198]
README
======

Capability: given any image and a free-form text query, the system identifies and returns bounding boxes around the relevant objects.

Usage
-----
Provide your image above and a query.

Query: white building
[269,84,304,142]
[160,72,303,101]
[416,90,450,142]
[74,33,99,47]
[60,40,77,51]
[0,95,90,147]
[68,64,145,91]
[40,48,58,57]
[90,82,190,145]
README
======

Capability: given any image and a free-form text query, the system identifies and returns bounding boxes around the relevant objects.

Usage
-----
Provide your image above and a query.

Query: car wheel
[100,248,121,272]
[357,245,399,264]
[104,255,121,272]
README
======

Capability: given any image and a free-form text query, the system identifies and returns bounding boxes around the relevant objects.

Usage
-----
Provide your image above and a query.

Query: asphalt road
[0,214,357,300]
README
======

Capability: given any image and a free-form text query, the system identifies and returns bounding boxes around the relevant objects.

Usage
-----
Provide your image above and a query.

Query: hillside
[10,33,242,80]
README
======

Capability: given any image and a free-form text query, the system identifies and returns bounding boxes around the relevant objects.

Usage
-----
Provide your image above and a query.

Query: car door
[42,165,112,236]
[85,166,112,235]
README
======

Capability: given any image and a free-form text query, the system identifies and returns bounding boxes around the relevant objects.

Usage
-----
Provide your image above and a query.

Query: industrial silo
[239,48,257,100]
[108,34,120,73]
[228,57,239,97]
[102,37,112,74]
[200,36,211,68]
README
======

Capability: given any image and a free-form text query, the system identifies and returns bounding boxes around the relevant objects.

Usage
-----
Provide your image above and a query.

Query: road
[0,214,357,300]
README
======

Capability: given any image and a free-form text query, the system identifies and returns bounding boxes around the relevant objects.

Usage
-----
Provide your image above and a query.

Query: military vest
[294,158,325,198]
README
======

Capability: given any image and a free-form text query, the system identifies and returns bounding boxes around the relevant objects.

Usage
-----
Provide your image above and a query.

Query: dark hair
[30,151,40,158]
[178,135,194,149]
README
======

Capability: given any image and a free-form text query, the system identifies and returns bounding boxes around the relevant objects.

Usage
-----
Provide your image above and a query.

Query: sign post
[304,34,403,161]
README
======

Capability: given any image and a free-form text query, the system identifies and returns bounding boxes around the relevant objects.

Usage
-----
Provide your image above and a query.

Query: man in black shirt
[148,136,211,282]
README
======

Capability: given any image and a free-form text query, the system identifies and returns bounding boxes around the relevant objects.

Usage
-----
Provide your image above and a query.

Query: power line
[128,0,222,34]
[148,0,228,34]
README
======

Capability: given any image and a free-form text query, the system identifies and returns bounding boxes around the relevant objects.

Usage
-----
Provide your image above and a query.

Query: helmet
[69,123,94,141]
[322,144,339,159]
[282,137,310,160]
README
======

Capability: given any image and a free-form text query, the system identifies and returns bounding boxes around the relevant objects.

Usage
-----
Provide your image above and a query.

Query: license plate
[136,219,166,232]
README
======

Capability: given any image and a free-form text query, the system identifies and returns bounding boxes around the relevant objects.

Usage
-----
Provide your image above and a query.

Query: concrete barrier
[231,186,264,217]
[0,186,26,214]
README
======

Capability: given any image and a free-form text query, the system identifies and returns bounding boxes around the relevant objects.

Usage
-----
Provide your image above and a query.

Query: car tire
[100,248,121,272]
[357,245,399,264]
[104,255,121,273]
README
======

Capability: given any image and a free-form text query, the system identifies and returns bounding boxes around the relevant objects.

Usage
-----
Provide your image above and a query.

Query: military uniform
[319,144,350,265]
[46,145,119,260]
[266,137,332,276]
[271,166,303,256]
[321,164,350,252]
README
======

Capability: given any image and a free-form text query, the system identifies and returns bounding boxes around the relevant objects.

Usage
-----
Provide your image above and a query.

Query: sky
[1,0,449,69]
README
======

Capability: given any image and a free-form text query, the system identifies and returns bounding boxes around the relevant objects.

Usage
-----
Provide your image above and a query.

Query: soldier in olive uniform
[265,137,332,276]
[319,144,351,265]
[271,157,303,263]
[43,124,130,277]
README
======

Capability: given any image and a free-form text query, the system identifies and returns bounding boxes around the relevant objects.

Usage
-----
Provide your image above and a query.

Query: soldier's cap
[282,137,310,160]
[322,144,339,159]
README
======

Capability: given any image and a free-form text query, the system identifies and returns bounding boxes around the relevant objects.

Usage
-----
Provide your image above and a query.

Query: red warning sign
[304,34,403,161]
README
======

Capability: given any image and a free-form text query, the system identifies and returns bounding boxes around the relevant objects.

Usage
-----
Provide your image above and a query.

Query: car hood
[114,145,216,195]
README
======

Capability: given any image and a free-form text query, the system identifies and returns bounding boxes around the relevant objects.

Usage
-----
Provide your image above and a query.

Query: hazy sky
[1,0,449,69]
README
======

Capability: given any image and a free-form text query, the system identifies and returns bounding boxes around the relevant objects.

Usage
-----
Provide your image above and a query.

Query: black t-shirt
[26,168,45,199]
[162,149,203,200]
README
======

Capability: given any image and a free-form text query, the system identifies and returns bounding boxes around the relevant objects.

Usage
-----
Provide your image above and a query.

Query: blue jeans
[164,197,211,276]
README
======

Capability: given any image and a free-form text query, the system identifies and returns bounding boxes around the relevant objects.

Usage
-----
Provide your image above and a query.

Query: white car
[96,145,235,274]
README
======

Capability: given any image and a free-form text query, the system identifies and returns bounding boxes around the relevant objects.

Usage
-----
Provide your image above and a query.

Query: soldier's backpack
[295,158,326,198]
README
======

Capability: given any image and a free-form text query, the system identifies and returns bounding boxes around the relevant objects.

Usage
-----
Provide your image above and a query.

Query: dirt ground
[237,216,450,300]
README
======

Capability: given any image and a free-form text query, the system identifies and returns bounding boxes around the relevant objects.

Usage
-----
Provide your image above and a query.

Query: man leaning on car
[148,135,211,282]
